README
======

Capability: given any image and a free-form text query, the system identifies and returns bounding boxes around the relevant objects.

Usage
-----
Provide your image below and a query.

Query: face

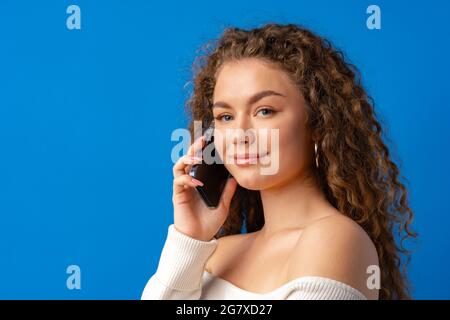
[212,58,314,191]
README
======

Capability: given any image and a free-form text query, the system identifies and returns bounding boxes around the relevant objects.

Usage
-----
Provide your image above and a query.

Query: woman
[141,23,416,300]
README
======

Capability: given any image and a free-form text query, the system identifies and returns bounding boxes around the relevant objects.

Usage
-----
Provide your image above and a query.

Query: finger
[219,176,238,210]
[183,153,203,175]
[188,135,205,158]
[173,174,204,195]
[173,135,204,178]
[173,154,203,178]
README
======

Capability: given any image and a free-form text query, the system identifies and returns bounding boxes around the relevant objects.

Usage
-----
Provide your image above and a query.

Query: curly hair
[183,23,417,299]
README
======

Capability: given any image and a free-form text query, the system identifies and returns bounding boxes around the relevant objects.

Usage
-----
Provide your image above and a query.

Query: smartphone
[188,124,232,209]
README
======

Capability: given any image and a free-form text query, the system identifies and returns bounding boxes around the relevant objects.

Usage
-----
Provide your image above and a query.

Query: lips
[234,154,261,160]
[232,153,268,165]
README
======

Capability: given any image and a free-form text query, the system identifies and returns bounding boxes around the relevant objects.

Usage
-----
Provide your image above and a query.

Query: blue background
[0,0,449,299]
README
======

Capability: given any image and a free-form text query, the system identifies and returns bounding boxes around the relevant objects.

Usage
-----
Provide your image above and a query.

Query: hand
[172,135,238,241]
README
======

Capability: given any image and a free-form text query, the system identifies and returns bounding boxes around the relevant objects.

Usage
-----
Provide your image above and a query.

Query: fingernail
[190,156,202,162]
[195,135,204,144]
[191,178,204,186]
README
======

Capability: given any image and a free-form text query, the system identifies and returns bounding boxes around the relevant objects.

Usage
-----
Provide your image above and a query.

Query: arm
[141,224,218,300]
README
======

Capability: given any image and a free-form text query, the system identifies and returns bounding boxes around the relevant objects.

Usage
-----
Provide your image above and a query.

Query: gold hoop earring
[314,141,319,169]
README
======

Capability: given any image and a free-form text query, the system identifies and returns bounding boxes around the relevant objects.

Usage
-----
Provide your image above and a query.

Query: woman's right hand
[172,135,238,242]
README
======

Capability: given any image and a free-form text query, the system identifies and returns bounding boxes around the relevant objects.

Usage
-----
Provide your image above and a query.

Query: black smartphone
[188,124,232,209]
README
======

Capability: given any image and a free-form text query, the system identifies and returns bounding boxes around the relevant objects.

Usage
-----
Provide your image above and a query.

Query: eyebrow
[212,90,285,110]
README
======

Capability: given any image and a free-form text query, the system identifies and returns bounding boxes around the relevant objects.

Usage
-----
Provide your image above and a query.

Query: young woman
[141,23,416,300]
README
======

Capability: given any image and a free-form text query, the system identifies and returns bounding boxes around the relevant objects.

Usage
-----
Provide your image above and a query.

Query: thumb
[220,176,238,210]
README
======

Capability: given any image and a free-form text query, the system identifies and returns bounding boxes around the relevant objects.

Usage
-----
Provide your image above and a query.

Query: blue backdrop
[1,0,449,299]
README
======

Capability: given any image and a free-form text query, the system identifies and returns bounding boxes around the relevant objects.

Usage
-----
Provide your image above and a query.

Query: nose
[230,118,257,146]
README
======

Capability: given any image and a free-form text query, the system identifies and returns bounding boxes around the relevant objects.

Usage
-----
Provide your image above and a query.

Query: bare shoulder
[205,232,252,274]
[288,213,379,299]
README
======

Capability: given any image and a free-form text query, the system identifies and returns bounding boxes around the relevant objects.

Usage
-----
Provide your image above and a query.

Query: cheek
[275,122,310,170]
[279,127,300,155]
[212,131,226,161]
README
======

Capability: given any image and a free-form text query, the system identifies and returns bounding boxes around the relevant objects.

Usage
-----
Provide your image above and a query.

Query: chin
[229,165,274,190]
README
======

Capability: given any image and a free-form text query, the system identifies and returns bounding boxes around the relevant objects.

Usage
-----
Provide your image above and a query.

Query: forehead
[213,58,297,101]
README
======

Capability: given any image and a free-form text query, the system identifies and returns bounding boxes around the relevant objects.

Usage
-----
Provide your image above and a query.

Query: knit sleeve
[141,224,218,300]
[285,276,368,300]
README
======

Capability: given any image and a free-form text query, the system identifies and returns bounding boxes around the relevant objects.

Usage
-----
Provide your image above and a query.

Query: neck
[258,170,334,238]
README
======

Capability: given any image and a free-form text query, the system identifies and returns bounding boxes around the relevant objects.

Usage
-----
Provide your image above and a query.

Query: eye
[215,114,233,122]
[256,107,275,117]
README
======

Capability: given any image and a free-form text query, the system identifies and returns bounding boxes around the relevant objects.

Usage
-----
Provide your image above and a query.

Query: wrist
[173,225,214,242]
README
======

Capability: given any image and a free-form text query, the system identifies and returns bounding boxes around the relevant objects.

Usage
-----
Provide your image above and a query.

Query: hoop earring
[314,141,319,169]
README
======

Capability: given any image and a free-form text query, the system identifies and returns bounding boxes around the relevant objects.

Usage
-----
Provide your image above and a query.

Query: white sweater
[141,224,367,300]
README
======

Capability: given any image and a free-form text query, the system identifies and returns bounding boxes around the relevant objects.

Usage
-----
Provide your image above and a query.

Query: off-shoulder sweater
[141,224,368,300]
